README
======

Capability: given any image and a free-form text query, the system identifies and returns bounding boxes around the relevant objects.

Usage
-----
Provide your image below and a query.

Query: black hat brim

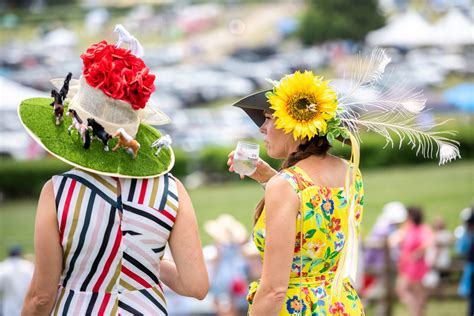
[232,90,272,127]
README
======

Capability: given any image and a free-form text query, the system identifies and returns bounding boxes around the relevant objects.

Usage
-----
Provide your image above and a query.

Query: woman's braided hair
[253,136,331,224]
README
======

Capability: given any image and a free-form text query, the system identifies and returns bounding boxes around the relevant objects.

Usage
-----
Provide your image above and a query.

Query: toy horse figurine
[113,128,141,159]
[113,24,144,57]
[87,118,112,151]
[50,72,72,126]
[50,90,64,125]
[67,109,90,149]
[150,134,172,156]
[60,72,72,101]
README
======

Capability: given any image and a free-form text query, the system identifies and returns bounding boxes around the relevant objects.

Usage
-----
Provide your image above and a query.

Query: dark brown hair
[253,136,331,224]
[407,206,424,226]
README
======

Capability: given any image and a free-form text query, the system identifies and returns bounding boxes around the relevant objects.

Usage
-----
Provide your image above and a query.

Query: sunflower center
[288,96,318,121]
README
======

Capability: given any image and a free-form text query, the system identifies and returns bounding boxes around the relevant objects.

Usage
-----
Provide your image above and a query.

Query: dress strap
[278,166,313,194]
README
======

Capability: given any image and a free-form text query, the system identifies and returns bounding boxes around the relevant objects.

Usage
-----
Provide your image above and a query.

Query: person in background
[0,246,34,316]
[205,214,249,316]
[456,206,474,316]
[392,207,433,316]
[424,216,453,289]
[362,202,407,300]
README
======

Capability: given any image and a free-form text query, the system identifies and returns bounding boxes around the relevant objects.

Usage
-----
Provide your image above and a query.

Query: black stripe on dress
[123,230,141,236]
[61,289,75,316]
[55,176,67,211]
[152,246,166,254]
[140,289,167,315]
[168,190,178,202]
[80,204,116,291]
[118,301,144,315]
[128,179,137,202]
[123,204,172,231]
[62,191,96,286]
[158,174,169,210]
[63,174,118,208]
[85,293,98,315]
[123,252,159,285]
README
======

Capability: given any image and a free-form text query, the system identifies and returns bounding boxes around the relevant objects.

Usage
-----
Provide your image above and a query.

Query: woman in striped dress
[22,170,208,315]
[20,28,209,315]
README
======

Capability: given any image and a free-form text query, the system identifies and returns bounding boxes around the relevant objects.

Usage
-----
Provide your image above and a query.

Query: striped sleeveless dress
[50,169,178,315]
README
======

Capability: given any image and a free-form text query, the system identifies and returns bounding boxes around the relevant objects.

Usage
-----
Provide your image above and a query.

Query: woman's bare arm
[161,178,209,299]
[22,180,62,316]
[249,176,299,315]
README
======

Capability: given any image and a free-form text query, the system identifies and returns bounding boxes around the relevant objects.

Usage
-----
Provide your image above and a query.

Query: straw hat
[204,214,248,244]
[381,201,408,225]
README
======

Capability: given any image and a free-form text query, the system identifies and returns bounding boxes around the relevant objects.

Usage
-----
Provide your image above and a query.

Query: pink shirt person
[398,222,434,281]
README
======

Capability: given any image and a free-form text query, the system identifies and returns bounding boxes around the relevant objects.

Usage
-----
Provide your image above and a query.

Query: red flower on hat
[81,40,155,110]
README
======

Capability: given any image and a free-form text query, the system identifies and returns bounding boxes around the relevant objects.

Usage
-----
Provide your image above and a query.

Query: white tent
[0,76,48,110]
[0,77,48,159]
[432,9,474,46]
[366,11,436,47]
[43,27,78,48]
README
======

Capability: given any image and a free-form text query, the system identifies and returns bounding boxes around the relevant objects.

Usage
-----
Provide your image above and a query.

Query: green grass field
[1,160,472,253]
[0,161,471,315]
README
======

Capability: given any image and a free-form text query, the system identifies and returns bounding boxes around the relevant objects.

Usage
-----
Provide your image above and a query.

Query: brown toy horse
[112,128,141,159]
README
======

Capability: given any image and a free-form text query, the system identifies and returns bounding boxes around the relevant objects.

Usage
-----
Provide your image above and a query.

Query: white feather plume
[336,48,460,165]
[343,49,391,100]
[339,79,427,115]
[439,142,461,165]
[340,113,461,165]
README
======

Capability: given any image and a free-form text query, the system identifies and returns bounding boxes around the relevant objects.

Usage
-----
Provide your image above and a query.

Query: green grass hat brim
[18,98,174,178]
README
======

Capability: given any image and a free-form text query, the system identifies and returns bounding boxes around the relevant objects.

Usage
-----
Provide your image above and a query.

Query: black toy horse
[87,118,112,151]
[67,109,90,149]
[60,72,72,100]
[50,90,64,125]
[50,72,72,126]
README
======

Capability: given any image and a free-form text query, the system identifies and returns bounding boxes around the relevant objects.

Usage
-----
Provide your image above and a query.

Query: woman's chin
[266,149,283,160]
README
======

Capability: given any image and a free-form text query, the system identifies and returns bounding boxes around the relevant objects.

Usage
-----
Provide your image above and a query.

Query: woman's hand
[227,151,277,184]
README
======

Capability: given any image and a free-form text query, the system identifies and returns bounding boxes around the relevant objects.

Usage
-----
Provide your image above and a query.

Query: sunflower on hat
[266,71,339,140]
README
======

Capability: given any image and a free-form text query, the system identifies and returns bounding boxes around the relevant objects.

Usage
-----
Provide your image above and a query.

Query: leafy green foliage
[299,0,385,45]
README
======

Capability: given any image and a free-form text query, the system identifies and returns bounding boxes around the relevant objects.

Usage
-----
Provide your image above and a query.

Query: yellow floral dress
[248,166,365,315]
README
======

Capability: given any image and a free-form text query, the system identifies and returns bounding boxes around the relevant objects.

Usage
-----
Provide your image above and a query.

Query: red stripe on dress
[138,179,148,204]
[121,265,152,288]
[93,226,122,292]
[60,180,77,243]
[157,209,176,223]
[98,293,111,316]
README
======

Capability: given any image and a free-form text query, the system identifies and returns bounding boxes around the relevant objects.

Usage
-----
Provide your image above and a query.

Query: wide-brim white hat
[204,214,248,245]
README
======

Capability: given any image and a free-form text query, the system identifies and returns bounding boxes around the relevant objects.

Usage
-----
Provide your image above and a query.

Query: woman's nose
[259,123,267,134]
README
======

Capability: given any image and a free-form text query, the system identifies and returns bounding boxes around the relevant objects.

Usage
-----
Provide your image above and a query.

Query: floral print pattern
[247,166,365,315]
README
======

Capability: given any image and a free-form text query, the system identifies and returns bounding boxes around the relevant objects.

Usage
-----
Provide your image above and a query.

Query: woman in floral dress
[228,48,460,314]
[228,71,365,315]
